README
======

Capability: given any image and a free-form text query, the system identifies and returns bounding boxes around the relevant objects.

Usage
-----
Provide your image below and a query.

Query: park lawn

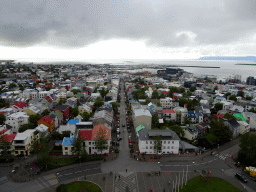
[179,176,242,192]
[65,181,102,192]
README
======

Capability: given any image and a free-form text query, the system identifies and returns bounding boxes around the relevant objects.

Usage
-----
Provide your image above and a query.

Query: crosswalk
[213,152,230,160]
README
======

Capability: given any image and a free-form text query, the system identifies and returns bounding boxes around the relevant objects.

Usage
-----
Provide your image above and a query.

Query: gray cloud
[0,0,256,48]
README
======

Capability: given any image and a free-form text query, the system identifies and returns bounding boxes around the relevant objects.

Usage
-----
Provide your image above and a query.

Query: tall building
[246,76,256,85]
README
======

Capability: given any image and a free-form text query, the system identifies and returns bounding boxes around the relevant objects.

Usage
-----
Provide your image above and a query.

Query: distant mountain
[198,56,256,61]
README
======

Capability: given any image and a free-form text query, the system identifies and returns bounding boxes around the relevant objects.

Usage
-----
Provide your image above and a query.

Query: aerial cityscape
[1,1,256,192]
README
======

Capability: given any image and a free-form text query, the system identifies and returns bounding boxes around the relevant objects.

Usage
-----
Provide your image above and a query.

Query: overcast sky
[1,0,256,62]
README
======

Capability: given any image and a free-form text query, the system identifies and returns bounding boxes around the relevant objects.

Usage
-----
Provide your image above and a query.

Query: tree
[71,129,85,158]
[151,91,159,99]
[189,86,196,92]
[95,127,109,155]
[223,113,235,120]
[213,86,218,91]
[0,114,5,124]
[29,114,42,127]
[152,114,159,125]
[169,125,185,138]
[225,92,231,98]
[93,97,104,111]
[178,98,188,108]
[70,107,79,118]
[160,93,165,99]
[42,109,50,116]
[8,83,16,89]
[82,112,90,121]
[18,123,34,132]
[246,96,252,101]
[237,91,244,97]
[110,102,118,115]
[71,89,81,95]
[237,132,256,166]
[154,135,162,156]
[100,88,109,98]
[214,103,223,111]
[93,87,98,93]
[229,95,237,101]
[51,131,61,140]
[0,134,11,158]
[62,131,71,138]
[248,108,256,113]
[210,120,232,145]
[56,100,64,106]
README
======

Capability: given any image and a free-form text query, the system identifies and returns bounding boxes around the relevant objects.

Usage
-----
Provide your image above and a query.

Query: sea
[18,58,256,81]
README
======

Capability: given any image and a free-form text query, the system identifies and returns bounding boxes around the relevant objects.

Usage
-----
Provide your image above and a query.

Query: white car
[128,136,131,139]
[117,128,120,133]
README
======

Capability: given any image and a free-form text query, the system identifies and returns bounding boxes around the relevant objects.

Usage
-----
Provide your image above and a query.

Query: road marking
[194,164,199,165]
[173,165,180,166]
[201,163,205,164]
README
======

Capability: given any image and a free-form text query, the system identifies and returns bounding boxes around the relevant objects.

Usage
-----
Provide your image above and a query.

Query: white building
[132,108,152,129]
[237,121,250,134]
[137,128,180,155]
[5,112,29,133]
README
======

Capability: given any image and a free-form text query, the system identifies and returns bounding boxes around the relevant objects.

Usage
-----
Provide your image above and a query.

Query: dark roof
[54,105,69,111]
[228,118,239,127]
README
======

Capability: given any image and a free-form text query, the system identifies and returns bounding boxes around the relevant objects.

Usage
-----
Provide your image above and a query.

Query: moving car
[122,123,125,127]
[235,173,248,183]
[235,162,241,167]
[117,137,122,141]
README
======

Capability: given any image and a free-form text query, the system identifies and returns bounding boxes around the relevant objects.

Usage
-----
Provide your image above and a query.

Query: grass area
[179,176,242,192]
[57,181,102,192]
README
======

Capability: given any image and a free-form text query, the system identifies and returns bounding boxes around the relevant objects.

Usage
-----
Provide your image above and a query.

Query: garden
[56,181,102,192]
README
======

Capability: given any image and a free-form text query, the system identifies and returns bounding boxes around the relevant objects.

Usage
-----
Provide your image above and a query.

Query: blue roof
[51,94,57,99]
[62,136,75,146]
[67,119,80,125]
[188,111,196,118]
[195,111,203,116]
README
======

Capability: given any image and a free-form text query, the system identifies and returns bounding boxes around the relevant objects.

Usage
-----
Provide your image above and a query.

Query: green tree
[42,109,50,116]
[70,107,79,117]
[29,114,42,127]
[71,89,81,95]
[82,112,90,121]
[223,113,235,120]
[178,98,188,108]
[237,91,244,97]
[151,91,159,99]
[56,100,64,106]
[154,135,162,156]
[71,129,87,161]
[93,97,104,111]
[95,127,109,154]
[225,92,231,98]
[214,103,223,111]
[248,108,256,113]
[100,88,109,98]
[8,83,16,89]
[152,114,159,125]
[93,87,98,93]
[229,95,237,101]
[237,132,256,166]
[169,125,185,138]
[0,114,6,124]
[0,134,11,158]
[189,86,196,92]
[213,86,218,91]
[160,93,165,99]
[51,131,61,140]
[18,123,34,132]
[62,131,71,138]
[246,96,252,101]
[210,120,232,145]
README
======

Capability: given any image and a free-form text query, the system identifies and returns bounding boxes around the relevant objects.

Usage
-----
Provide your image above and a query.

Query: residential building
[237,121,250,134]
[223,118,240,139]
[132,108,152,129]
[5,112,29,133]
[78,103,92,114]
[182,125,198,141]
[38,116,55,132]
[53,105,70,121]
[62,134,75,155]
[163,109,176,121]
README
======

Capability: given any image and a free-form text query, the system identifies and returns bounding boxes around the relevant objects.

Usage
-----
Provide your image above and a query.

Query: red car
[129,139,132,143]
[235,162,241,167]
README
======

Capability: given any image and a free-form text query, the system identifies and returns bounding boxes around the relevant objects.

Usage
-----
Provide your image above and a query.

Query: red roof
[79,130,92,140]
[38,116,54,125]
[0,111,7,114]
[163,109,175,113]
[162,91,170,95]
[0,129,8,135]
[0,133,17,143]
[14,102,27,109]
[92,124,111,140]
[214,114,224,119]
[43,96,53,103]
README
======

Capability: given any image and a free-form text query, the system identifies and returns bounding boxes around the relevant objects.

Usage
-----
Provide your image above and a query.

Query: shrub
[115,149,119,153]
[56,184,67,192]
[130,148,134,153]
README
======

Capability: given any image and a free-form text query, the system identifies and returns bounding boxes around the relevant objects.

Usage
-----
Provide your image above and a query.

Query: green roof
[136,124,145,132]
[77,93,84,97]
[157,90,162,96]
[233,113,246,121]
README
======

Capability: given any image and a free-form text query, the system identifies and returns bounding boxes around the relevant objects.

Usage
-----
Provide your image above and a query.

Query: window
[92,142,94,145]
[150,146,152,149]
[164,141,166,144]
[172,141,174,144]
[146,146,148,149]
[83,142,85,147]
[146,141,148,144]
[171,146,174,149]
[167,146,170,149]
[163,146,165,149]
[168,141,170,144]
[89,142,91,145]
[65,147,68,150]
[150,141,152,144]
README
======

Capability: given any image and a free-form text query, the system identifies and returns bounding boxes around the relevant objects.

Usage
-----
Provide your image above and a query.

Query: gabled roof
[163,109,175,113]
[67,119,80,125]
[233,113,246,121]
[92,124,111,140]
[54,105,70,111]
[227,118,240,127]
[188,111,196,118]
[0,133,17,143]
[43,96,53,103]
[62,135,75,146]
[79,130,92,141]
[14,102,27,109]
[38,116,54,125]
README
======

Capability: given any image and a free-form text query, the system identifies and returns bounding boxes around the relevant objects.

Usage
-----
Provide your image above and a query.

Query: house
[137,128,180,154]
[243,112,256,131]
[37,116,55,132]
[11,102,27,112]
[173,107,188,124]
[79,103,92,114]
[50,110,64,126]
[152,107,163,119]
[132,108,152,129]
[93,110,113,128]
[90,93,101,101]
[163,109,176,122]
[35,124,49,137]
[12,129,39,156]
[195,111,203,123]
[237,121,250,134]
[41,96,54,111]
[67,119,80,125]
[0,133,17,154]
[223,118,240,139]
[23,105,41,115]
[62,134,75,155]
[48,114,59,129]
[188,111,196,123]
[53,105,70,121]
[5,112,29,133]
[76,122,94,130]
[182,125,198,141]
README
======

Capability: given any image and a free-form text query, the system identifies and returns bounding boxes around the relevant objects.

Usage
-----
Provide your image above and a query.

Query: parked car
[117,128,120,133]
[129,139,132,143]
[117,137,122,141]
[129,143,133,148]
[235,162,241,167]
[128,136,131,139]
[235,173,248,183]
[127,129,131,133]
[116,142,119,146]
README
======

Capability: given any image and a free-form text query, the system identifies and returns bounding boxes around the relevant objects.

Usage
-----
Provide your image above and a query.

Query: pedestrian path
[213,152,230,161]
